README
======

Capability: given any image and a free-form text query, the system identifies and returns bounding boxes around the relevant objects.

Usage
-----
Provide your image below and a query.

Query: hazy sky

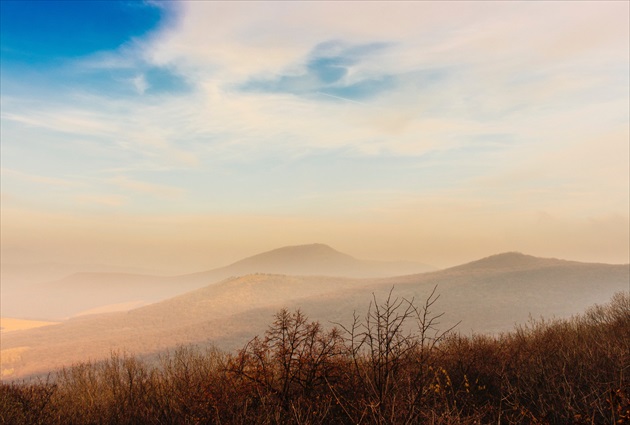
[1,1,628,272]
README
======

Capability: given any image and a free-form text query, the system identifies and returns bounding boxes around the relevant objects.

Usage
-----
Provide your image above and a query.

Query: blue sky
[1,1,628,270]
[1,1,185,97]
[1,1,164,61]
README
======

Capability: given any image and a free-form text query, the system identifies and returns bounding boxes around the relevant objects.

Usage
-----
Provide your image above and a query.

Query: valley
[1,245,627,380]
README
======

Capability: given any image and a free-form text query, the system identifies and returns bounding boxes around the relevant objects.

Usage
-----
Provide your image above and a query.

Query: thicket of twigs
[2,289,628,425]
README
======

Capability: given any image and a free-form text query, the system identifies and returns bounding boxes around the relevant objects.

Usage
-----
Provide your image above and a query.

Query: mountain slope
[449,252,576,272]
[2,253,627,379]
[180,243,434,283]
[5,244,434,320]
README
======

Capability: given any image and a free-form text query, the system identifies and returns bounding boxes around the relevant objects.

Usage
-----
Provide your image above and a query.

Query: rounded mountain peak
[451,252,566,272]
[227,243,360,275]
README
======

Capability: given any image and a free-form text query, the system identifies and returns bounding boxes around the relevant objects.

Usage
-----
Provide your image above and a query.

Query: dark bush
[1,291,628,424]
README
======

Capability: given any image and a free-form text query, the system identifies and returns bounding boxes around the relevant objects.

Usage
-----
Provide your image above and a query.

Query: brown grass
[1,291,628,425]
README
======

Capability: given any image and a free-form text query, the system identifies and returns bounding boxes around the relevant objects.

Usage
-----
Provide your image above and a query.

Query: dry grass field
[1,253,627,380]
[1,291,628,424]
[0,318,59,333]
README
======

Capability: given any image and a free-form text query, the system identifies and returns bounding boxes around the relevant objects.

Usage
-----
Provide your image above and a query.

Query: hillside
[2,252,627,379]
[3,244,434,320]
[0,318,59,333]
[179,243,434,283]
[448,251,570,272]
[3,293,628,425]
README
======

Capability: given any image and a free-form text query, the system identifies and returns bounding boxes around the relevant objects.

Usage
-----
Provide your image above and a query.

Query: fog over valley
[1,244,628,379]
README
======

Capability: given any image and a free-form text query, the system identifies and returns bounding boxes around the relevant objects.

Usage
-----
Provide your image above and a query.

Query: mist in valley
[2,244,628,380]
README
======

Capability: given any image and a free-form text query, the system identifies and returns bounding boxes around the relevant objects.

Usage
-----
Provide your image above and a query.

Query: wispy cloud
[75,194,127,207]
[131,74,148,94]
[240,40,395,100]
[1,1,627,266]
[107,176,185,199]
[1,168,86,188]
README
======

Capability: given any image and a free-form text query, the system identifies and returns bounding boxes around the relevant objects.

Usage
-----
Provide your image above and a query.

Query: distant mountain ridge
[182,243,434,282]
[2,251,627,379]
[220,243,360,272]
[449,252,573,272]
[4,244,435,320]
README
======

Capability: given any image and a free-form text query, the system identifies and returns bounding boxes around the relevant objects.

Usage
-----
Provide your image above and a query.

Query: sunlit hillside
[2,251,627,380]
[0,318,59,333]
[2,292,628,424]
[2,244,435,321]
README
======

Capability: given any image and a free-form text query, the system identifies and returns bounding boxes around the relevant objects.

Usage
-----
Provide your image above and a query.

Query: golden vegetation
[0,317,58,380]
[0,318,59,333]
[4,257,627,380]
[0,347,30,379]
[1,291,628,424]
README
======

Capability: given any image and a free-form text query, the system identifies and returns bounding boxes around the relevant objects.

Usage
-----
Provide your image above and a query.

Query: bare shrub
[228,308,344,423]
[0,378,57,425]
[2,290,627,424]
[332,286,458,424]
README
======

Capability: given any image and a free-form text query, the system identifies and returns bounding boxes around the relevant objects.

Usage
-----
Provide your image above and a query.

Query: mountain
[3,244,434,320]
[2,252,627,380]
[450,252,574,272]
[180,243,434,283]
[188,243,360,278]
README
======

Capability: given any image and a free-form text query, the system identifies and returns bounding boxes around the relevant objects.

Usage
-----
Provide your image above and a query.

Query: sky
[1,1,628,273]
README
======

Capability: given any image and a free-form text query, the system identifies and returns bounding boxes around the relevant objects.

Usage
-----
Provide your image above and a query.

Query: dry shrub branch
[2,290,628,425]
